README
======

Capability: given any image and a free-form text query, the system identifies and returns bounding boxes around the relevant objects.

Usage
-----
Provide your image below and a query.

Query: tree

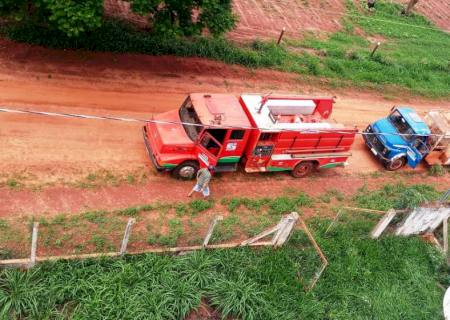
[0,0,103,37]
[401,0,419,15]
[0,0,235,37]
[130,0,236,37]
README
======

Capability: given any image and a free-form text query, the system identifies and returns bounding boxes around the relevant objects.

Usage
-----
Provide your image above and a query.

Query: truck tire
[292,161,315,178]
[172,161,199,180]
[384,157,406,171]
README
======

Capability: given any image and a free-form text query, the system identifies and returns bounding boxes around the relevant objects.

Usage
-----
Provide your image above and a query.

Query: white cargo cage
[424,110,450,166]
[241,94,344,132]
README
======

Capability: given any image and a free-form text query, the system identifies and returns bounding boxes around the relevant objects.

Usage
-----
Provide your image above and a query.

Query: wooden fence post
[119,218,136,256]
[241,212,298,247]
[277,27,286,45]
[203,216,223,248]
[272,212,299,247]
[370,209,397,239]
[444,217,448,257]
[325,209,343,234]
[298,219,328,291]
[28,222,39,269]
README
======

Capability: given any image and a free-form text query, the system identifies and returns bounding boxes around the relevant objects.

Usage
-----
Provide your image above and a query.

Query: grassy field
[3,0,449,97]
[0,183,448,319]
[0,213,447,319]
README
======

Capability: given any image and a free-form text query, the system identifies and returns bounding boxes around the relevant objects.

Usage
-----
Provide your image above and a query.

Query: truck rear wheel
[384,157,406,171]
[173,161,199,180]
[292,161,315,178]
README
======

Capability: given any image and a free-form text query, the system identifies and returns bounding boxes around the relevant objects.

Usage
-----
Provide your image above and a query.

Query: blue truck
[363,107,450,170]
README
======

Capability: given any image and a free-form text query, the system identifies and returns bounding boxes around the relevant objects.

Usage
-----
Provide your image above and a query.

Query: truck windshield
[388,110,415,141]
[179,98,202,141]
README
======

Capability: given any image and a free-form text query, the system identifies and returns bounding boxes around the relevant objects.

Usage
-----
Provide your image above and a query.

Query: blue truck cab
[363,107,431,171]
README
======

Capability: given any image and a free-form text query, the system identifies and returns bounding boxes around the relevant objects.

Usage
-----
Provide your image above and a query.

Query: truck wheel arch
[172,161,200,180]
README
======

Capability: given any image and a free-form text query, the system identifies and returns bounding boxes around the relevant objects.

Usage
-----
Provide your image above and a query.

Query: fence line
[0,212,302,268]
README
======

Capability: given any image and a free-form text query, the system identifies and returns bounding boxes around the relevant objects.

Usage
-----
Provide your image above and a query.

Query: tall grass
[0,214,447,319]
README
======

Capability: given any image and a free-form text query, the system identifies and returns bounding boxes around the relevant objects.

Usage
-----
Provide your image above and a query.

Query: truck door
[216,129,248,171]
[406,137,428,168]
[196,129,225,168]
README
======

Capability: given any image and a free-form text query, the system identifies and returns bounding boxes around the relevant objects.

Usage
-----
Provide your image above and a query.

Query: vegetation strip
[2,1,449,97]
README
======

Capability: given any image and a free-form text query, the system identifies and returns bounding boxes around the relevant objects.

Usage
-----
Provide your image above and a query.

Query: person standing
[188,166,213,199]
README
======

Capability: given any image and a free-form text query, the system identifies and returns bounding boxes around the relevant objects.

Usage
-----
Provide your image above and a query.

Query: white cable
[0,106,447,138]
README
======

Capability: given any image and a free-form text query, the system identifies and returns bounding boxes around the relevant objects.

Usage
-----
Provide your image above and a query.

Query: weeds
[189,199,213,215]
[147,218,184,247]
[116,206,139,217]
[318,189,345,203]
[0,219,8,229]
[82,210,108,224]
[90,234,107,251]
[354,183,440,210]
[429,164,446,176]
[6,178,19,189]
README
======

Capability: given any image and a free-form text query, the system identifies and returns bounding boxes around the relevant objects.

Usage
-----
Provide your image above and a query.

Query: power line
[0,106,447,139]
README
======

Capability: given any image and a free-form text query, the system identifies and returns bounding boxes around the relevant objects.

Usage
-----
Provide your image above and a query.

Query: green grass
[3,0,449,97]
[0,215,448,319]
[429,164,446,177]
[354,183,441,211]
[6,178,19,189]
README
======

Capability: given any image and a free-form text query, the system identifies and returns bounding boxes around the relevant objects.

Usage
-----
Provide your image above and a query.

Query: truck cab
[143,93,252,179]
[363,107,431,170]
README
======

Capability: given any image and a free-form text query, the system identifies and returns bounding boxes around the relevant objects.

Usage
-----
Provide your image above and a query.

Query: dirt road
[0,39,449,216]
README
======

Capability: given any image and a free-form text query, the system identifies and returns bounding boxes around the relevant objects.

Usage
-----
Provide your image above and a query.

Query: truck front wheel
[384,157,406,171]
[292,161,315,178]
[173,161,199,180]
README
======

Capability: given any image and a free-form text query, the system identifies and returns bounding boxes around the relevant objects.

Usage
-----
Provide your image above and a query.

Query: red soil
[0,38,449,218]
[395,0,450,32]
[229,0,345,41]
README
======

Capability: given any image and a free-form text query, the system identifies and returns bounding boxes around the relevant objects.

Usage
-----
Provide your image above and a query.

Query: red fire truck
[143,93,357,179]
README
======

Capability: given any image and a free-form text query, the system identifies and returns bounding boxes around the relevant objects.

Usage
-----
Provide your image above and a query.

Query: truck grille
[366,126,385,152]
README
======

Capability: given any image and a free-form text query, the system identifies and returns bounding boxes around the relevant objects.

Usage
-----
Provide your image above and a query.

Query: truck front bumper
[142,126,168,172]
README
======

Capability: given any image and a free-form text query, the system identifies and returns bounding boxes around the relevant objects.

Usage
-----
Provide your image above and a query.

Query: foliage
[208,273,269,319]
[189,199,213,214]
[222,193,311,214]
[354,183,440,210]
[0,0,103,37]
[0,269,45,318]
[5,0,450,97]
[131,0,235,37]
[0,0,235,37]
[428,164,446,176]
[0,216,446,319]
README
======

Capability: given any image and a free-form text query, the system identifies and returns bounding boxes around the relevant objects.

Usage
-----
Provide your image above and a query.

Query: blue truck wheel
[384,157,406,171]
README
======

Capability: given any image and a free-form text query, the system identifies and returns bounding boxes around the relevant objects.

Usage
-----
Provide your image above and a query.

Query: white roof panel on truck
[241,94,338,131]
